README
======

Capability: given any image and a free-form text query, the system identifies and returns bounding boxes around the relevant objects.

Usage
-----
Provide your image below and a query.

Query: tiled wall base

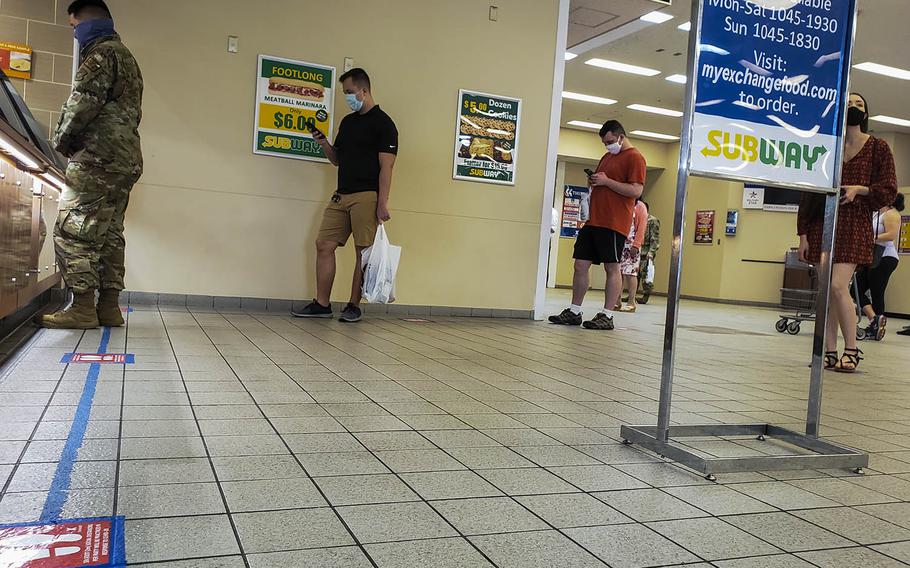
[123,291,534,320]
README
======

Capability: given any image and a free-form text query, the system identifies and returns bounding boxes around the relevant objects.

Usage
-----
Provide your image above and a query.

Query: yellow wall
[111,0,561,310]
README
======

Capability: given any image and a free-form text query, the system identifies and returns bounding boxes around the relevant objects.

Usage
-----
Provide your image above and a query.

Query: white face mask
[606,137,623,155]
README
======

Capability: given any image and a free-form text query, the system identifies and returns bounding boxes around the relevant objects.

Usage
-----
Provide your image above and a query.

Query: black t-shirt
[334,105,398,194]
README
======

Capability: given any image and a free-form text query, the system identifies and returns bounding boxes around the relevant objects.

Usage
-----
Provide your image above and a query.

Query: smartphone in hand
[584,168,594,176]
[306,121,324,140]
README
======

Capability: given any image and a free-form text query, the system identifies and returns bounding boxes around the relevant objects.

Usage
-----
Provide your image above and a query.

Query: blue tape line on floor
[41,327,112,522]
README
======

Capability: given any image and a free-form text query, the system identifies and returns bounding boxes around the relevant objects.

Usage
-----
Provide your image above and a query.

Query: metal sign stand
[620,0,868,481]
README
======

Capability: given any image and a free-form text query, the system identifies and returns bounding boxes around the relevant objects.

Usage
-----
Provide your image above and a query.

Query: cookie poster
[453,89,521,186]
[253,55,335,162]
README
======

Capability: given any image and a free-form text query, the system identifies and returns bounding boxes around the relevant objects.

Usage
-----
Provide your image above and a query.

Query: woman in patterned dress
[797,93,898,373]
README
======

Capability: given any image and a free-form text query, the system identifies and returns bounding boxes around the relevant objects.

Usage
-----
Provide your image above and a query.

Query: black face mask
[847,106,866,127]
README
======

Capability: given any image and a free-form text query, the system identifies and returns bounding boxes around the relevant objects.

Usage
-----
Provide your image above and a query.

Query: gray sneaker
[583,313,614,330]
[339,303,363,323]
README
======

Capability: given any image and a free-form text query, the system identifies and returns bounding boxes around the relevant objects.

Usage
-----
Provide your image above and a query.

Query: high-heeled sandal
[824,351,839,370]
[835,347,864,373]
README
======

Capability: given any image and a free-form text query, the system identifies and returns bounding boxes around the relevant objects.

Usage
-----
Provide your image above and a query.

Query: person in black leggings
[857,193,904,340]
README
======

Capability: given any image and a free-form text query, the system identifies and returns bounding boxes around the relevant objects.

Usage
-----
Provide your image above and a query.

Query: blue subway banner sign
[688,0,856,190]
[561,185,590,238]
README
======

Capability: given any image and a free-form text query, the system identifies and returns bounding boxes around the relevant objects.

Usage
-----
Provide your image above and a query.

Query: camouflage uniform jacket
[641,214,661,258]
[53,33,143,176]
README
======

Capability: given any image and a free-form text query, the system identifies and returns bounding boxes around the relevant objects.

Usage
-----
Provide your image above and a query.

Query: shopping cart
[775,250,817,335]
[774,249,864,337]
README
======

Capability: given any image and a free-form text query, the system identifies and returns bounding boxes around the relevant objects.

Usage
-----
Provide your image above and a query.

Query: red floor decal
[60,354,134,364]
[0,519,120,567]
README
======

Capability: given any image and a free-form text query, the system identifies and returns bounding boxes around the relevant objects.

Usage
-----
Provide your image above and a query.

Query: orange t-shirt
[588,147,647,236]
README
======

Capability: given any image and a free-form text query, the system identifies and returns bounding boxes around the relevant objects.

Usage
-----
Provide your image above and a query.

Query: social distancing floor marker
[0,517,126,567]
[59,354,134,365]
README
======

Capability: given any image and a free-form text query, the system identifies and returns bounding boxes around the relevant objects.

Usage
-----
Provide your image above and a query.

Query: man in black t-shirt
[292,68,398,323]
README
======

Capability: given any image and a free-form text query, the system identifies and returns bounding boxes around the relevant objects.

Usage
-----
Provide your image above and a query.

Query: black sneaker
[548,308,582,326]
[583,313,614,330]
[291,300,333,318]
[339,303,362,323]
[863,325,876,341]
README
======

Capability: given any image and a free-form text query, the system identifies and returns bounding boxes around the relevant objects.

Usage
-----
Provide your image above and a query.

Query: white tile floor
[0,290,909,567]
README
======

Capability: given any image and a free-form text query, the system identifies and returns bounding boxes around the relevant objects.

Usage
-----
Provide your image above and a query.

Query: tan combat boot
[41,291,99,329]
[97,289,125,327]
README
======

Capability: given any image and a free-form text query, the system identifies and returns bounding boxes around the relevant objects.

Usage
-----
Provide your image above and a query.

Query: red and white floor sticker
[60,354,134,364]
[0,519,116,567]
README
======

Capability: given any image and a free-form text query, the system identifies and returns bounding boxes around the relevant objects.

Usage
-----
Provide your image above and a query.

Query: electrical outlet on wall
[227,36,239,53]
[489,5,498,21]
[344,57,354,72]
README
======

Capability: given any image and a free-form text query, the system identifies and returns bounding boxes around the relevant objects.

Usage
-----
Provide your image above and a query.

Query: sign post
[620,0,867,480]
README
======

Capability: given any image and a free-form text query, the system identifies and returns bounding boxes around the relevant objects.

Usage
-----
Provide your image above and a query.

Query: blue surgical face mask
[74,18,115,47]
[345,92,363,112]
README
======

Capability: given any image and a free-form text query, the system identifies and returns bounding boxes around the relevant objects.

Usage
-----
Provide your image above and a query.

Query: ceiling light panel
[567,120,602,130]
[631,130,679,141]
[562,91,617,105]
[853,62,910,80]
[870,115,910,127]
[627,103,684,117]
[584,58,660,76]
[640,11,673,23]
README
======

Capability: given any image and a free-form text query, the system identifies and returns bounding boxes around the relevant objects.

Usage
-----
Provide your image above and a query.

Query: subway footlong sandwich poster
[254,55,335,162]
[453,89,522,186]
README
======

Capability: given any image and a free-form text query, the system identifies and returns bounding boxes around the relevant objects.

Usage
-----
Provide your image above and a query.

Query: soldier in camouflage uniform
[42,0,143,329]
[637,205,660,304]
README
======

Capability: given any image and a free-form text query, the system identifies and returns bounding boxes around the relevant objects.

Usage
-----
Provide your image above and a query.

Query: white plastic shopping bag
[361,225,401,304]
[579,190,591,222]
[645,259,655,285]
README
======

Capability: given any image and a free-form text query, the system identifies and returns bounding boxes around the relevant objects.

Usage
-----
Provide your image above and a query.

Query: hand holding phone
[307,122,326,142]
[584,168,596,186]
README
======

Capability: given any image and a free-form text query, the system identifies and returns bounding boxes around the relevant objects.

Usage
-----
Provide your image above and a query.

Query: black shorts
[574,225,625,265]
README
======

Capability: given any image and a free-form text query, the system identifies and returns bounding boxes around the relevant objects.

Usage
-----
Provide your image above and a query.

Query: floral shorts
[620,242,641,276]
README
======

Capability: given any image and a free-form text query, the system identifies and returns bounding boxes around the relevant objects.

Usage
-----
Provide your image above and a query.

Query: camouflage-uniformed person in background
[637,205,660,304]
[42,0,143,329]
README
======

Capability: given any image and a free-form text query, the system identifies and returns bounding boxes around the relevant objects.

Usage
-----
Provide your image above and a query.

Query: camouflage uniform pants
[54,163,140,294]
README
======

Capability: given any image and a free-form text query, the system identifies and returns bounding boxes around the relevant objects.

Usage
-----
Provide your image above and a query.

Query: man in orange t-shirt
[549,120,647,330]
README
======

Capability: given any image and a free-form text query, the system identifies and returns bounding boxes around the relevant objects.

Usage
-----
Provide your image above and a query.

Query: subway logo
[701,130,828,172]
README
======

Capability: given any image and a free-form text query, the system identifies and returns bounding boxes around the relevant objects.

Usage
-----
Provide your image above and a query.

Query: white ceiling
[562,0,910,142]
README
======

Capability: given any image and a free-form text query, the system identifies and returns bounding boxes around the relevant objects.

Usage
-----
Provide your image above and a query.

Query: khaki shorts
[318,191,379,247]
